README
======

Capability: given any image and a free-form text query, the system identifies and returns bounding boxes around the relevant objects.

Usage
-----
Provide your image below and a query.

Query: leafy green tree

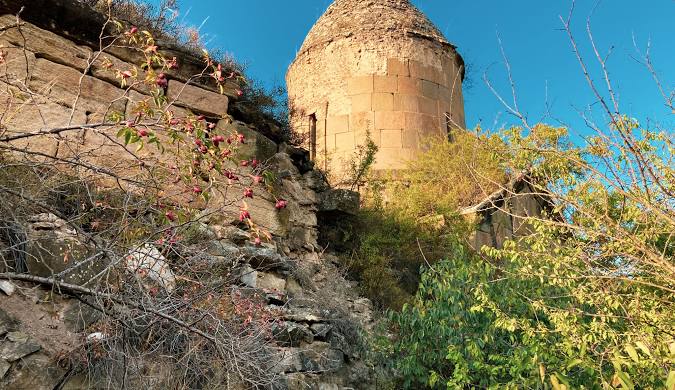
[387,17,674,389]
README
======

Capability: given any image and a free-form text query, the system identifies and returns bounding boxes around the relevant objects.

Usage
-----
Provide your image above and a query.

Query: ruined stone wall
[465,181,550,251]
[0,7,324,250]
[0,2,383,388]
[286,0,465,180]
[0,13,235,158]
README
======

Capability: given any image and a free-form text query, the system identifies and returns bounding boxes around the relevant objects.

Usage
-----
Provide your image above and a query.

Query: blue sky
[151,0,674,133]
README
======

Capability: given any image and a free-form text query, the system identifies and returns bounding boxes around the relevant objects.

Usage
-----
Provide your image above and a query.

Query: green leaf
[635,341,651,358]
[124,130,132,145]
[666,371,675,390]
[617,371,634,389]
[566,358,583,370]
[550,374,567,390]
[625,345,639,363]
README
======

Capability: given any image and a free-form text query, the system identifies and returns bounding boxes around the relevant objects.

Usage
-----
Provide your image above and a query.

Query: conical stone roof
[297,0,453,55]
[287,0,466,175]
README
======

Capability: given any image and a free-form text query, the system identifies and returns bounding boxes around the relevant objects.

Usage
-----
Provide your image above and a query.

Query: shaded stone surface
[0,352,67,390]
[0,359,9,378]
[0,332,41,362]
[217,121,279,162]
[318,189,359,215]
[24,214,99,285]
[257,271,287,292]
[273,322,314,347]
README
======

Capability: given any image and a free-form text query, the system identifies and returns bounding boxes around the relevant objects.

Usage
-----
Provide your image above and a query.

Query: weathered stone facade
[462,179,553,251]
[0,5,315,250]
[287,0,465,179]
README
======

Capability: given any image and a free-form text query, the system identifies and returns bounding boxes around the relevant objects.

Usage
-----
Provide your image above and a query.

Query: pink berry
[239,210,250,221]
[156,73,168,88]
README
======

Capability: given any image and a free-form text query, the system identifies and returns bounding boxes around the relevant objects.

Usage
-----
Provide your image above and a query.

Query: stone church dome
[287,0,466,180]
[299,0,452,54]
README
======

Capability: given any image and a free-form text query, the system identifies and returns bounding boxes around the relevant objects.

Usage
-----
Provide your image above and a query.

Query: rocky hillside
[0,0,381,388]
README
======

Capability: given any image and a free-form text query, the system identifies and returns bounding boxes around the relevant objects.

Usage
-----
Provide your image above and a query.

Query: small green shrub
[389,131,508,219]
[342,130,506,310]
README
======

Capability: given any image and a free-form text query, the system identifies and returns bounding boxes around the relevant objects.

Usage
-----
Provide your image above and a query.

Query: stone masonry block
[372,93,394,111]
[350,111,375,133]
[90,51,153,95]
[0,15,91,71]
[2,99,86,157]
[397,76,420,95]
[216,121,278,162]
[29,58,126,114]
[402,129,419,148]
[335,132,355,151]
[374,75,398,93]
[418,114,440,136]
[373,148,407,170]
[420,80,439,100]
[316,118,326,136]
[418,96,438,116]
[326,115,350,134]
[167,80,229,117]
[0,39,36,81]
[438,100,451,117]
[347,75,374,95]
[326,134,336,152]
[404,112,437,134]
[387,58,409,76]
[438,85,453,103]
[404,112,424,131]
[350,93,372,112]
[394,94,419,112]
[409,60,431,81]
[380,129,402,148]
[427,67,445,86]
[442,60,464,88]
[374,111,405,130]
[410,60,445,85]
